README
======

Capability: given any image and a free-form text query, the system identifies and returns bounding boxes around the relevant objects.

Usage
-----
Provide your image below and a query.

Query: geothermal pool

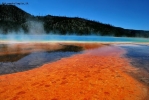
[1,35,149,42]
[0,42,149,84]
[0,37,149,99]
[0,43,83,75]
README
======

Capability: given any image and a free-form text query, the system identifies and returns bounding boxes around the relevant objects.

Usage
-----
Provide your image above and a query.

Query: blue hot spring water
[0,35,149,42]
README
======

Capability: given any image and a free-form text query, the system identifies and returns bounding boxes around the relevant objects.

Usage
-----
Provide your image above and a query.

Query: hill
[0,5,149,37]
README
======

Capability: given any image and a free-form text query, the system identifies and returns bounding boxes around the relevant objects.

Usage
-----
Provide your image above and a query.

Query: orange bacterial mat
[0,43,148,100]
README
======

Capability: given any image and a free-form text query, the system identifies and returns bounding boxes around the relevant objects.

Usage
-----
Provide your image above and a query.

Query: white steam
[24,20,45,35]
[0,20,48,43]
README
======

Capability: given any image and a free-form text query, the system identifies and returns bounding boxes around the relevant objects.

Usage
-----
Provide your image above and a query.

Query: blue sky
[1,0,149,30]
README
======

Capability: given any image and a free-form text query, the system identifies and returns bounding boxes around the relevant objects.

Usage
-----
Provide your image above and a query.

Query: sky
[1,0,149,30]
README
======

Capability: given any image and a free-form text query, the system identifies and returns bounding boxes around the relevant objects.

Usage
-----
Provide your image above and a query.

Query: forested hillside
[0,5,149,37]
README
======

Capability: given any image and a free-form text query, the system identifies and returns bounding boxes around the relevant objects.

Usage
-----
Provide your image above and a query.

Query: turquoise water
[0,35,149,42]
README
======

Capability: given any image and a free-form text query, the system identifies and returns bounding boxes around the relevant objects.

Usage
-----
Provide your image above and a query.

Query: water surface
[0,44,83,75]
[120,44,149,71]
[120,44,149,85]
[1,35,149,42]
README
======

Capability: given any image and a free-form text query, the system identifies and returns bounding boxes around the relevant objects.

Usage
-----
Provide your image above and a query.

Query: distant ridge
[0,5,149,37]
[0,5,31,22]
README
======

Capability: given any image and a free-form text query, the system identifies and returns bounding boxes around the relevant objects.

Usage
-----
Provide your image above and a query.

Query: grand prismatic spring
[0,35,149,100]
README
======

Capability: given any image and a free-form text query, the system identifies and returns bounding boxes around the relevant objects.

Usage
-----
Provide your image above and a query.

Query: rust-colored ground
[0,42,105,55]
[0,43,64,55]
[0,43,148,100]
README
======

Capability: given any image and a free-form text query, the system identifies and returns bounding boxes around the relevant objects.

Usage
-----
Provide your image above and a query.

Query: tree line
[0,5,149,38]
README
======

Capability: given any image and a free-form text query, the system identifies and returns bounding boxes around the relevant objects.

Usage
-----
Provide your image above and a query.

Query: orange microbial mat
[0,43,148,100]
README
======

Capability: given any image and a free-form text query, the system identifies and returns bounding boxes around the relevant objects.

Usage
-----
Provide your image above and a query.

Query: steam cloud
[24,20,46,35]
[0,20,51,42]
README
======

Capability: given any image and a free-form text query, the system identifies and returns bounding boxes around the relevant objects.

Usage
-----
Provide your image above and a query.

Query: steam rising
[24,20,45,35]
[0,20,48,42]
[0,20,149,43]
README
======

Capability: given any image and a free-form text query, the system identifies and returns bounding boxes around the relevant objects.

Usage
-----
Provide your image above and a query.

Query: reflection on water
[0,53,29,62]
[120,44,149,85]
[121,45,149,71]
[0,44,83,75]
